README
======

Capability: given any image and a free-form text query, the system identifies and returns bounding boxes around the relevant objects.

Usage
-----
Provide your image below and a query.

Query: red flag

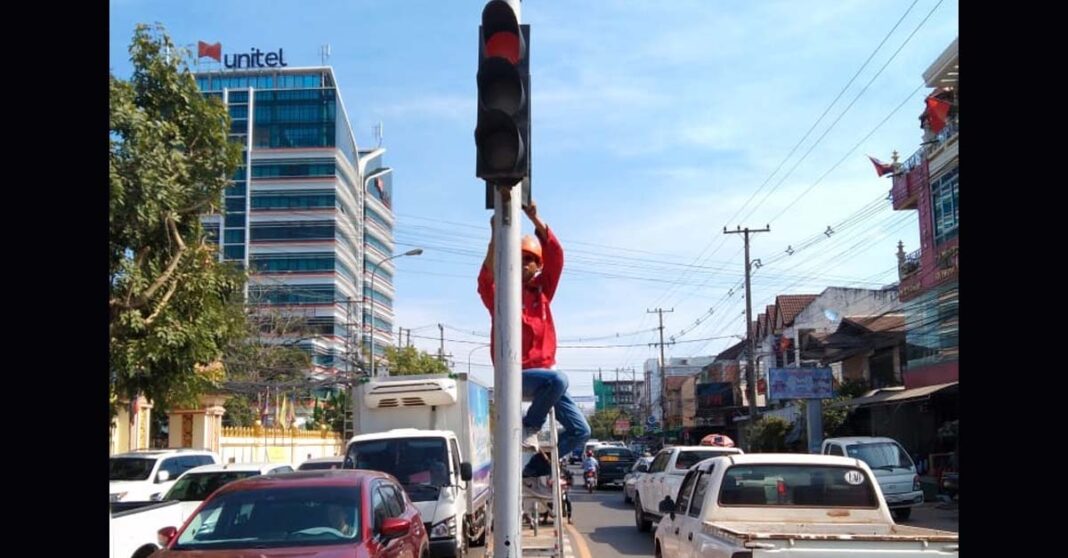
[924,96,952,134]
[867,155,894,177]
[198,41,222,62]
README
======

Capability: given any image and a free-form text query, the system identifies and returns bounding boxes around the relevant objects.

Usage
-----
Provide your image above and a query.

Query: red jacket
[477,227,563,370]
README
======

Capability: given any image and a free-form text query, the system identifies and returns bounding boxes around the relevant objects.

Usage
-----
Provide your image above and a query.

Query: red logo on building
[198,41,222,62]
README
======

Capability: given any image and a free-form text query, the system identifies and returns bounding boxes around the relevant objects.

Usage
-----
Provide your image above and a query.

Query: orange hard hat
[521,235,542,263]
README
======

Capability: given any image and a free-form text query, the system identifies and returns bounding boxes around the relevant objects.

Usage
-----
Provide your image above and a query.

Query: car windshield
[676,450,737,470]
[719,464,879,508]
[346,437,448,501]
[110,457,157,481]
[174,485,361,550]
[845,442,914,471]
[165,472,261,502]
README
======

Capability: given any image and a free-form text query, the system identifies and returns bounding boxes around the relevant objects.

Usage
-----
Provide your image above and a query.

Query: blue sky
[110,1,959,397]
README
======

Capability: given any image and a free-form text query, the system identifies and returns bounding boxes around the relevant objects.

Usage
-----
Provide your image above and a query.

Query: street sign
[613,419,630,435]
[646,415,657,428]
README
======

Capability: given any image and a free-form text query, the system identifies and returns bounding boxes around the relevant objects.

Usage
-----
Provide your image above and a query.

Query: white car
[298,456,345,470]
[162,462,294,521]
[109,449,219,502]
[822,436,925,521]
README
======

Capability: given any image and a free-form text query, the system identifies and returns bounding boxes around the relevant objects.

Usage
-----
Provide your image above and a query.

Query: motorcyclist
[582,450,599,476]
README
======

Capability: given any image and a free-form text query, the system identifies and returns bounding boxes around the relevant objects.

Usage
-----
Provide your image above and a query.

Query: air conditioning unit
[363,378,458,408]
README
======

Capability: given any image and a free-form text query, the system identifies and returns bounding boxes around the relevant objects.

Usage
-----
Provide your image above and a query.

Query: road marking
[564,521,592,558]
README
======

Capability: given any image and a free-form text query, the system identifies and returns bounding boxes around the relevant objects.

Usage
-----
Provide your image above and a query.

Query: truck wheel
[634,495,652,532]
[624,490,632,504]
[892,507,912,521]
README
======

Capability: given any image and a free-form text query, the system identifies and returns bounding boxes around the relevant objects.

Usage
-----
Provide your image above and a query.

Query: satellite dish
[824,308,841,322]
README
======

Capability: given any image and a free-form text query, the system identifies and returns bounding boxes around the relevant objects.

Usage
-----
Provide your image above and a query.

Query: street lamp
[368,248,424,378]
[468,343,491,375]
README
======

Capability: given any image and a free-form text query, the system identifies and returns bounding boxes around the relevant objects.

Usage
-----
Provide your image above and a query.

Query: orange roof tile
[776,294,819,326]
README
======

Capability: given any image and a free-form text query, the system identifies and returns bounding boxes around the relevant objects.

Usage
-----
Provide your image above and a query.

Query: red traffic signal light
[475,0,530,185]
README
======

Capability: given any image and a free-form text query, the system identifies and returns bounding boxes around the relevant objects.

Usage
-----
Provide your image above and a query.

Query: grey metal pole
[370,262,382,378]
[807,399,824,454]
[369,249,423,378]
[492,183,522,558]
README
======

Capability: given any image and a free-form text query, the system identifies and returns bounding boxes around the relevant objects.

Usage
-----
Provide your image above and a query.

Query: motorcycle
[538,472,573,525]
[584,469,597,493]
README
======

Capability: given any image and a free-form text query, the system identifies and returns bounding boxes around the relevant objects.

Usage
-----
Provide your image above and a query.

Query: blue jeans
[521,368,591,477]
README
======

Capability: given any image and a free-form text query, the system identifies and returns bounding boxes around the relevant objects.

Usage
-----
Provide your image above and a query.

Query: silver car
[623,456,653,504]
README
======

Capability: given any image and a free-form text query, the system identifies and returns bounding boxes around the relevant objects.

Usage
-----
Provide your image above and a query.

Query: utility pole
[724,225,770,422]
[615,367,620,412]
[648,308,674,443]
[438,323,445,363]
[406,328,411,348]
[436,323,453,367]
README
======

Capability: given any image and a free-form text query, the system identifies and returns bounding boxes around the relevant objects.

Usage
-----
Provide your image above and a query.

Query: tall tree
[110,23,247,411]
[382,345,450,376]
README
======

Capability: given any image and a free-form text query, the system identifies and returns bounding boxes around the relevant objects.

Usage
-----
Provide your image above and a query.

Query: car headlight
[110,492,127,502]
[430,516,457,539]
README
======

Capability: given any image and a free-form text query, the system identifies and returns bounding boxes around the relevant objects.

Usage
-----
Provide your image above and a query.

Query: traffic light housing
[476,0,531,188]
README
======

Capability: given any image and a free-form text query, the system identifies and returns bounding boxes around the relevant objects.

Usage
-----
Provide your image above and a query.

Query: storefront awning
[830,381,958,409]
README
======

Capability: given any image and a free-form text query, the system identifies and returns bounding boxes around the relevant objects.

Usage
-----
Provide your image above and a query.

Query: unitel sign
[198,41,288,69]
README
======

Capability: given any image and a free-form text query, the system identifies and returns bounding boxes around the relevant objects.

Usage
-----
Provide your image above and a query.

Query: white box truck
[345,373,492,557]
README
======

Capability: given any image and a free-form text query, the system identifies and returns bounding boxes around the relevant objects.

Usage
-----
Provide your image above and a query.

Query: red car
[154,469,429,558]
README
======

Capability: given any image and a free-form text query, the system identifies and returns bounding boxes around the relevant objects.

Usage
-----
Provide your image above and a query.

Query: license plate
[601,456,619,462]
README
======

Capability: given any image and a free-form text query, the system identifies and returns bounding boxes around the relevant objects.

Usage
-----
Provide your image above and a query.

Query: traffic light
[475,0,531,187]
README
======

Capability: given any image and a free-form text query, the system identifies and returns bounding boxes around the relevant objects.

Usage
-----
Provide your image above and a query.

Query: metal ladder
[520,408,566,558]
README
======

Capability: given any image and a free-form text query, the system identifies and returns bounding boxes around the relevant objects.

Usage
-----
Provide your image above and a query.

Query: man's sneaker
[521,428,540,452]
[522,476,553,500]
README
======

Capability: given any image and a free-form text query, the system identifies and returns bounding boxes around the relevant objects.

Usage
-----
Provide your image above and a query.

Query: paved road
[567,465,656,558]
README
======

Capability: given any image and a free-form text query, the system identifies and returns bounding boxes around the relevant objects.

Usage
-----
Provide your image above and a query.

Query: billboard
[768,368,834,400]
[696,382,734,409]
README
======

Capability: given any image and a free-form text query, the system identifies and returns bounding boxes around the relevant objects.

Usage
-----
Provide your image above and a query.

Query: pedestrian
[478,199,591,499]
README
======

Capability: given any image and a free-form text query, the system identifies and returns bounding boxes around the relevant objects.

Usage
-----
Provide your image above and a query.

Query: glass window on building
[904,284,958,368]
[931,167,958,245]
[250,222,335,241]
[366,171,393,209]
[223,245,245,260]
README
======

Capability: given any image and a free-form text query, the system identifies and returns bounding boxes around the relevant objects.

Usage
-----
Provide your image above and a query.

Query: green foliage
[383,346,450,376]
[745,416,792,452]
[837,378,871,399]
[587,408,625,440]
[306,389,350,434]
[109,23,246,412]
[796,398,853,440]
[223,395,255,427]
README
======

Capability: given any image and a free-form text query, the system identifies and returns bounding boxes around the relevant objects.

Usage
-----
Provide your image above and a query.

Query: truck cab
[822,436,924,521]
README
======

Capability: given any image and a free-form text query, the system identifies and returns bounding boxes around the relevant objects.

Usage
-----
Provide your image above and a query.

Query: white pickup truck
[653,454,959,558]
[634,445,743,532]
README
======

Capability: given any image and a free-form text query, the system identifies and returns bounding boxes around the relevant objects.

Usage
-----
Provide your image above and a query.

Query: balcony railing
[934,118,959,145]
[899,248,921,277]
[891,147,929,210]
